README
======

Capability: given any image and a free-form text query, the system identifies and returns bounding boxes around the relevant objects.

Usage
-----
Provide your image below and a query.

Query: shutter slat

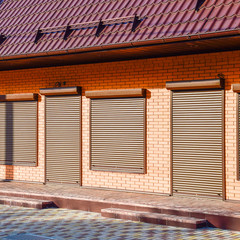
[172,90,223,197]
[91,98,145,173]
[46,95,81,184]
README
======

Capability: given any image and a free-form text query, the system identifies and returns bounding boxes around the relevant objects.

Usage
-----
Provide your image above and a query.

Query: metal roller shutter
[46,95,81,184]
[90,98,145,173]
[172,90,224,197]
[0,101,37,166]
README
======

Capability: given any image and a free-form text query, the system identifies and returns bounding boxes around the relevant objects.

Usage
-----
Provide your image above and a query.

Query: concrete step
[0,196,54,209]
[101,208,208,229]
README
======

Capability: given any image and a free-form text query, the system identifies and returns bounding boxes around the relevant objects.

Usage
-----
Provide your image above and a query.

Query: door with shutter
[172,90,224,197]
[46,95,81,184]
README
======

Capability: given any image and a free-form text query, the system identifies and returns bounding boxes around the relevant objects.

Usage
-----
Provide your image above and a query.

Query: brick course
[0,50,239,200]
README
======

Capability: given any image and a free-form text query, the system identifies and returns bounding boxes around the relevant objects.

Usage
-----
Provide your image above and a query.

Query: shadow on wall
[5,102,14,180]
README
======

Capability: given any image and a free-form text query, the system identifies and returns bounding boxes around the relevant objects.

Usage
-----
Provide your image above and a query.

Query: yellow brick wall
[0,50,239,199]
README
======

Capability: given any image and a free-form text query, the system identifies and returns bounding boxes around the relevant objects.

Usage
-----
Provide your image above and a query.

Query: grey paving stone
[3,233,54,240]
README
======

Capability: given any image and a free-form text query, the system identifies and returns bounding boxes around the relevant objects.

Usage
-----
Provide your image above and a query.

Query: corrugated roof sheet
[0,0,239,58]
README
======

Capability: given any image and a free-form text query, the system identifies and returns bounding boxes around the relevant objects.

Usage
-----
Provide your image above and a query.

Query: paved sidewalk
[1,182,240,216]
[0,205,239,240]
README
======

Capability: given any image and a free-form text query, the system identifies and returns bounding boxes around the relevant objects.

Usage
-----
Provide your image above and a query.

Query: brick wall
[0,50,239,200]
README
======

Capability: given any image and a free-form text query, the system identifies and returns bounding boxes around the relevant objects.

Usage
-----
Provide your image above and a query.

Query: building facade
[0,0,239,201]
[0,50,240,200]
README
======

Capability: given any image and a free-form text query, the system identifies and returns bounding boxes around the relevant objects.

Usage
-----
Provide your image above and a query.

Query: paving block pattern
[0,205,239,240]
[5,233,54,240]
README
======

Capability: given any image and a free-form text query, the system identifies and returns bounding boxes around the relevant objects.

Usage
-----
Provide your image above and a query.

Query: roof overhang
[0,33,239,71]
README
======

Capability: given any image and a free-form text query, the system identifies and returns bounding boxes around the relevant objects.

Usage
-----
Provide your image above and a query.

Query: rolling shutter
[172,90,223,197]
[0,101,37,166]
[46,95,81,184]
[90,97,145,173]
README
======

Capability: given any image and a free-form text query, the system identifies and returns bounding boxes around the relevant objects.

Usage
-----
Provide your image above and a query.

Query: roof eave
[1,30,240,61]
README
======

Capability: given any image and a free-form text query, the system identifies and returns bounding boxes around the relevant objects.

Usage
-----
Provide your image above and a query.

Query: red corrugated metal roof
[0,0,239,58]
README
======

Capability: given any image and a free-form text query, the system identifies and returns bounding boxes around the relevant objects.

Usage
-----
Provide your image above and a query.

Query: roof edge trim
[1,29,240,62]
